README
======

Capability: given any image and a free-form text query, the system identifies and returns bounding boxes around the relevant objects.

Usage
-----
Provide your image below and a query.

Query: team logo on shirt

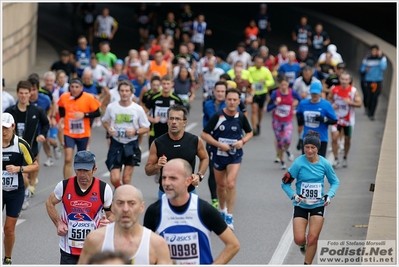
[67,194,71,200]
[231,126,237,131]
[219,125,225,131]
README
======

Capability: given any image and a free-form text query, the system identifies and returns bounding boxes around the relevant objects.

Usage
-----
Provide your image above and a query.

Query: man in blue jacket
[359,44,387,120]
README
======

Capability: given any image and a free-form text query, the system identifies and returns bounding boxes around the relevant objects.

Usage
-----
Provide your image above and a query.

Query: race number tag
[217,138,237,157]
[253,82,264,92]
[335,98,349,117]
[303,111,321,128]
[164,232,200,265]
[69,119,84,134]
[300,182,322,204]
[275,104,291,117]
[67,220,95,248]
[177,94,190,104]
[2,171,18,191]
[154,106,169,123]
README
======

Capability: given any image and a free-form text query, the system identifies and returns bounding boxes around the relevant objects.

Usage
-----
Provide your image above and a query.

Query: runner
[73,35,92,78]
[248,56,275,136]
[198,58,224,101]
[144,74,183,148]
[2,79,15,112]
[327,72,362,168]
[278,51,302,87]
[2,112,39,265]
[102,80,150,188]
[267,74,302,169]
[77,185,171,264]
[57,78,101,179]
[191,14,212,57]
[227,42,252,69]
[144,159,240,264]
[94,7,118,48]
[296,81,337,157]
[281,131,340,265]
[173,66,195,112]
[45,151,113,264]
[145,104,208,199]
[201,88,253,231]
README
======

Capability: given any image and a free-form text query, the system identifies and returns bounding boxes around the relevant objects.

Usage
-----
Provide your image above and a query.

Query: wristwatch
[197,172,204,182]
[20,166,24,173]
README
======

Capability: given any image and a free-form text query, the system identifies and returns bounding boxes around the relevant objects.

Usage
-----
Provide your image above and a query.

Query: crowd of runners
[2,3,388,265]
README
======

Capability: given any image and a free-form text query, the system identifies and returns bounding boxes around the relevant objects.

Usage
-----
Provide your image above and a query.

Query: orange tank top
[149,60,168,77]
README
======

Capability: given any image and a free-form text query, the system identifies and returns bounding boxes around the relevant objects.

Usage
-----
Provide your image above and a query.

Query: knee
[226,181,236,191]
[294,234,306,246]
[3,225,15,237]
[307,233,320,247]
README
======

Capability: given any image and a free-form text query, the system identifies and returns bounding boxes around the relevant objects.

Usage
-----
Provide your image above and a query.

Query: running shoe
[3,257,12,265]
[342,158,348,168]
[299,244,306,255]
[27,185,35,195]
[274,155,281,163]
[281,161,287,170]
[22,189,31,210]
[54,146,62,160]
[225,214,234,231]
[332,159,340,168]
[212,199,219,209]
[286,150,294,161]
[44,157,54,167]
[256,124,260,135]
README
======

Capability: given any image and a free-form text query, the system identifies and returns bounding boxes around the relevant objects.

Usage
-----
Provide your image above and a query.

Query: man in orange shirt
[147,50,171,80]
[58,78,101,179]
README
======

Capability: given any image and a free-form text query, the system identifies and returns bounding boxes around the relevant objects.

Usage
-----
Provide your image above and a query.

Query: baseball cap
[115,59,124,66]
[309,81,322,94]
[74,151,96,170]
[118,74,129,81]
[2,113,15,128]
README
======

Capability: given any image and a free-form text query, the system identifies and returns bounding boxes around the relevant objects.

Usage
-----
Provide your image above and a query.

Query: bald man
[144,159,240,264]
[82,69,103,99]
[78,185,171,265]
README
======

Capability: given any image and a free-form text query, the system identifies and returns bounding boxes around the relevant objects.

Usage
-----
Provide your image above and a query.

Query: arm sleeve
[266,90,277,112]
[59,107,65,118]
[199,199,227,235]
[85,108,101,118]
[203,112,219,133]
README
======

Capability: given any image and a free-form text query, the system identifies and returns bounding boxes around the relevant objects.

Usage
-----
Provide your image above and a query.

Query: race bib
[164,232,200,265]
[154,106,169,123]
[165,28,174,36]
[303,111,321,128]
[2,171,18,191]
[67,220,95,248]
[285,72,295,83]
[335,98,349,117]
[258,19,267,29]
[300,182,322,204]
[217,138,237,157]
[275,104,291,117]
[253,82,264,92]
[17,122,25,137]
[69,119,84,134]
[177,94,190,104]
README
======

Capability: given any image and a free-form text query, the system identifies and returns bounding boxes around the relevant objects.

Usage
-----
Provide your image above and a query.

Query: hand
[5,165,19,174]
[73,111,85,119]
[218,143,231,152]
[36,134,46,143]
[125,128,136,137]
[232,140,244,150]
[275,97,282,104]
[342,98,351,105]
[323,195,331,206]
[153,116,161,123]
[57,221,68,236]
[107,127,116,137]
[245,95,253,105]
[157,154,167,168]
[108,33,114,40]
[293,194,304,203]
[99,215,110,227]
[332,103,338,109]
[50,117,57,127]
[191,174,200,187]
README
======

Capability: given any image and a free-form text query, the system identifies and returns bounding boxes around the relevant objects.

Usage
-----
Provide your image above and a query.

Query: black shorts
[60,249,79,265]
[3,187,25,218]
[252,93,267,109]
[337,125,353,137]
[106,138,141,170]
[293,205,325,220]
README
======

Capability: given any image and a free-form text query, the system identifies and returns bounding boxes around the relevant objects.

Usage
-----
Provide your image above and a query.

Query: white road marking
[16,219,26,226]
[101,122,198,178]
[268,220,293,265]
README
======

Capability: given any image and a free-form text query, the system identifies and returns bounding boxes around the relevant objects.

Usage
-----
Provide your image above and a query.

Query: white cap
[2,113,15,128]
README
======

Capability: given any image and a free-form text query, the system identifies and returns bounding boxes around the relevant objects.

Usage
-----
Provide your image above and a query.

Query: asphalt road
[3,3,390,265]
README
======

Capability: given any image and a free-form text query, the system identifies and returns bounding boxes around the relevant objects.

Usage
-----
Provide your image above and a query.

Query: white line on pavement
[16,219,26,227]
[268,220,293,265]
[101,122,198,178]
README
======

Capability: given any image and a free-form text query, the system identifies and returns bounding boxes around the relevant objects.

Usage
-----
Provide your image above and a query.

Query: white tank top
[101,222,151,264]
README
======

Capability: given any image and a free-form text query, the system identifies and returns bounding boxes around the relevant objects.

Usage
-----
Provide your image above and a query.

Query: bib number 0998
[168,243,198,258]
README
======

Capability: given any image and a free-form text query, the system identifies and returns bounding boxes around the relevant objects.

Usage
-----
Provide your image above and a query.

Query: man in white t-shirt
[198,58,225,100]
[94,7,118,47]
[2,79,15,112]
[102,80,150,189]
[85,55,112,87]
[227,42,252,69]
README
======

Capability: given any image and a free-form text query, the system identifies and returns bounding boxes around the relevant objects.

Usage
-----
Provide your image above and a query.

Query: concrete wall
[2,3,38,86]
[292,6,397,244]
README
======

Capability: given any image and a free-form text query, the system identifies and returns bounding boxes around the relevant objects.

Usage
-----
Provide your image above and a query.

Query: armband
[282,172,294,184]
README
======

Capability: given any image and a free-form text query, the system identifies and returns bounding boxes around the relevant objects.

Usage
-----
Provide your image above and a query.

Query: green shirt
[96,52,117,69]
[248,66,275,95]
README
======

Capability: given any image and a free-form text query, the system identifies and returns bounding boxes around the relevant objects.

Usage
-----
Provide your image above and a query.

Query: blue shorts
[64,136,89,151]
[48,126,58,139]
[211,149,243,171]
[3,187,25,218]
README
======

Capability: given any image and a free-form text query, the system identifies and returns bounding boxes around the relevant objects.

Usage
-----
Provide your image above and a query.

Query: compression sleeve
[59,107,65,118]
[84,108,101,118]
